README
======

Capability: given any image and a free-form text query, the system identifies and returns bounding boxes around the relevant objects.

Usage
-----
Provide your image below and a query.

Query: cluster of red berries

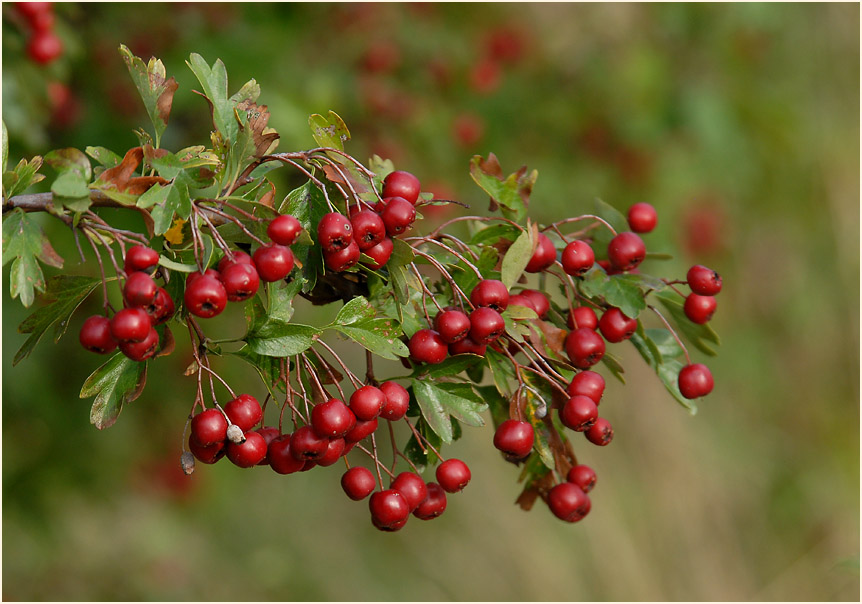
[318,170,421,273]
[78,245,175,362]
[15,2,63,65]
[187,381,472,531]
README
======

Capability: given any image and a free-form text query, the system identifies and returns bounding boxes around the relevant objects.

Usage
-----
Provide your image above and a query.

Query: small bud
[227,423,246,444]
[534,401,547,419]
[180,451,196,476]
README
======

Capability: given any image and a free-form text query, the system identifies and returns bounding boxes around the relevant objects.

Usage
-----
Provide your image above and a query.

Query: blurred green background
[3,2,859,601]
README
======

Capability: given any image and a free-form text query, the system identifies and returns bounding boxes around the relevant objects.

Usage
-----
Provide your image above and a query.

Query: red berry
[350,210,386,251]
[79,315,117,354]
[344,417,379,443]
[561,240,595,276]
[413,482,447,520]
[687,264,723,296]
[598,307,637,343]
[436,459,471,493]
[124,245,159,273]
[289,425,329,461]
[188,434,226,464]
[434,309,472,344]
[390,472,428,511]
[547,482,591,522]
[15,3,53,20]
[408,329,448,364]
[470,279,509,312]
[448,336,487,356]
[468,307,505,345]
[184,273,227,318]
[341,466,377,500]
[607,232,646,272]
[379,381,410,421]
[186,268,220,287]
[567,306,598,331]
[493,419,534,459]
[223,394,262,432]
[317,212,353,252]
[347,385,385,421]
[317,437,347,466]
[118,327,159,361]
[508,294,537,314]
[311,398,356,438]
[369,489,410,531]
[110,307,152,343]
[268,435,306,474]
[267,214,302,246]
[253,244,294,282]
[227,431,268,468]
[567,464,597,493]
[380,196,416,236]
[382,170,421,205]
[525,233,557,273]
[253,427,280,463]
[27,30,63,65]
[560,395,599,432]
[123,271,158,307]
[146,287,175,325]
[220,262,260,302]
[627,202,658,234]
[567,371,605,404]
[585,417,614,446]
[324,240,360,272]
[678,363,714,399]
[190,408,228,447]
[520,290,549,319]
[565,328,606,369]
[362,237,393,270]
[684,293,717,324]
[217,250,253,272]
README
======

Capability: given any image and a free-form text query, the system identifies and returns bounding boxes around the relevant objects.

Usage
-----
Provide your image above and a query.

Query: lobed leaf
[411,380,487,444]
[308,111,350,150]
[333,318,409,361]
[279,181,327,293]
[469,153,536,223]
[80,353,148,430]
[119,45,178,144]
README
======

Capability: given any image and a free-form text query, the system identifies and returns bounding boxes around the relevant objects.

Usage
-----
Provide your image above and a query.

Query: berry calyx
[79,315,117,354]
[317,212,353,252]
[219,262,260,302]
[607,231,646,272]
[627,202,658,234]
[382,170,421,205]
[468,307,505,345]
[350,209,386,251]
[434,309,472,344]
[312,398,357,438]
[436,458,471,493]
[124,245,159,273]
[525,233,557,273]
[547,482,591,522]
[223,394,263,432]
[560,395,599,432]
[565,328,606,369]
[413,482,447,520]
[369,489,410,531]
[585,417,614,446]
[267,214,302,246]
[678,363,714,399]
[349,385,387,421]
[184,273,227,318]
[470,279,509,312]
[253,244,295,282]
[341,466,377,500]
[566,371,605,404]
[190,408,228,447]
[567,306,598,331]
[684,293,717,324]
[687,264,722,296]
[561,240,595,276]
[598,307,638,343]
[379,381,410,421]
[109,307,152,343]
[493,419,534,459]
[380,196,416,236]
[567,464,597,493]
[408,329,448,364]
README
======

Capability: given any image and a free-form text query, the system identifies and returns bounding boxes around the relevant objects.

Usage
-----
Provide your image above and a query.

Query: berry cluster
[14,2,63,65]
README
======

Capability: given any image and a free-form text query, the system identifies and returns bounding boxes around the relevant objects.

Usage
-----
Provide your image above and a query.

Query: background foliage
[2,3,859,600]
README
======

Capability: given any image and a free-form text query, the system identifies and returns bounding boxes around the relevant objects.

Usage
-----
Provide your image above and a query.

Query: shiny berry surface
[79,315,117,354]
[382,170,421,204]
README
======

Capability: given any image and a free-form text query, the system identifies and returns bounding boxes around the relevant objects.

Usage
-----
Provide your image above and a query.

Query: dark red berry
[598,307,638,343]
[267,214,302,246]
[184,273,227,318]
[289,425,329,461]
[468,307,505,345]
[27,30,63,65]
[413,482,447,520]
[369,489,410,531]
[124,245,159,273]
[110,307,152,343]
[341,466,377,500]
[547,482,591,522]
[567,306,598,331]
[380,197,416,236]
[362,237,393,270]
[678,363,714,399]
[508,294,537,314]
[146,287,175,325]
[585,417,614,446]
[227,431,268,468]
[188,434,226,464]
[520,290,550,319]
[312,398,356,438]
[470,279,509,312]
[28,7,54,30]
[436,459,471,493]
[390,472,428,512]
[317,212,353,252]
[118,327,159,361]
[350,210,386,251]
[186,268,220,287]
[268,435,306,474]
[254,427,281,466]
[190,408,228,447]
[224,394,262,432]
[448,336,487,356]
[684,293,717,324]
[561,240,595,276]
[434,309,472,344]
[567,371,605,404]
[525,233,557,273]
[15,3,53,21]
[379,381,410,421]
[687,264,722,296]
[493,419,534,459]
[560,395,599,432]
[565,328,606,369]
[317,438,347,466]
[567,464,597,493]
[220,262,260,302]
[382,170,421,205]
[349,386,386,421]
[253,244,294,282]
[408,329,448,364]
[607,232,646,272]
[123,271,158,307]
[344,417,378,443]
[627,202,658,234]
[79,315,117,354]
[217,250,253,272]
[324,240,360,272]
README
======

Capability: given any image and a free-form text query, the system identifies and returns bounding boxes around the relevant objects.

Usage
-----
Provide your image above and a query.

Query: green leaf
[654,289,720,356]
[44,148,91,180]
[333,318,409,361]
[278,181,328,292]
[411,380,487,444]
[50,170,89,201]
[268,278,303,323]
[486,348,516,397]
[157,255,199,273]
[148,171,194,236]
[85,146,123,168]
[120,45,179,144]
[630,330,695,413]
[469,222,522,246]
[2,209,63,307]
[232,346,285,397]
[80,352,148,430]
[10,255,44,308]
[500,227,534,289]
[1,120,7,173]
[453,246,498,298]
[578,269,647,320]
[403,417,442,472]
[388,237,415,267]
[590,198,629,260]
[600,352,626,384]
[332,296,376,326]
[246,321,320,357]
[644,327,684,360]
[308,111,350,150]
[14,275,100,366]
[3,156,45,198]
[147,149,184,180]
[469,153,536,223]
[186,52,235,140]
[413,354,483,379]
